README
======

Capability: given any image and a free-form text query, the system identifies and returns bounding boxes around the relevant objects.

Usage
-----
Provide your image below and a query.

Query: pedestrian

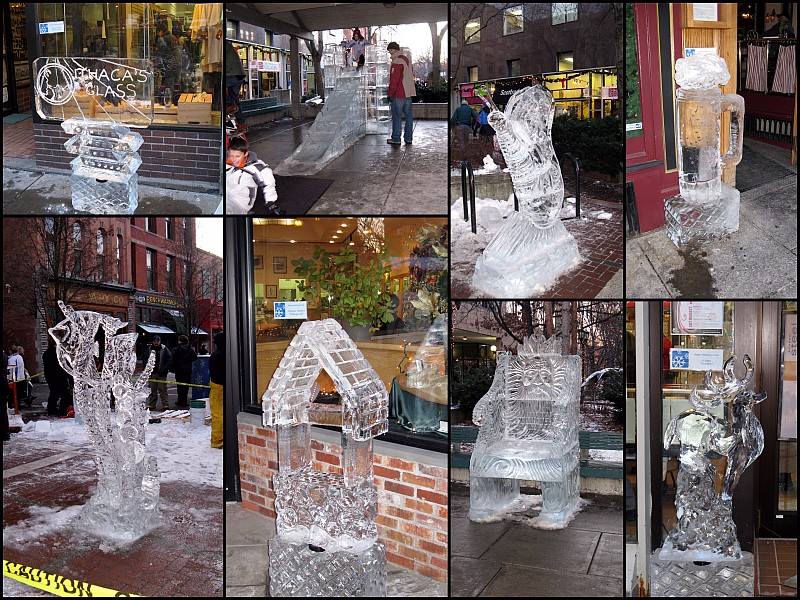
[171,335,197,409]
[7,345,29,406]
[344,28,369,70]
[386,41,415,145]
[2,349,9,441]
[226,136,279,215]
[43,344,70,416]
[147,336,172,412]
[209,332,224,449]
[450,99,477,158]
[199,343,209,355]
[477,104,496,152]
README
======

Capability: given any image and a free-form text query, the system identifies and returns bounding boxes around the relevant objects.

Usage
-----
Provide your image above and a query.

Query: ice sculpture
[664,54,745,246]
[47,301,159,542]
[399,314,448,433]
[652,355,763,596]
[275,43,390,176]
[263,319,387,596]
[33,58,154,214]
[472,86,581,297]
[469,334,582,527]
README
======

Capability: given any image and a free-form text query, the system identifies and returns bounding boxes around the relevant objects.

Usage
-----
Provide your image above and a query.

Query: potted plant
[292,246,395,341]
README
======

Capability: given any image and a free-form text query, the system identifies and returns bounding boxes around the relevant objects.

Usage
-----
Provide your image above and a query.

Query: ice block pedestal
[62,118,144,214]
[664,183,740,246]
[651,551,754,597]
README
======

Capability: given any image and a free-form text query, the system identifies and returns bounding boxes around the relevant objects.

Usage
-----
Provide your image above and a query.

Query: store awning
[166,309,183,318]
[137,323,176,335]
[192,327,209,336]
[226,3,447,39]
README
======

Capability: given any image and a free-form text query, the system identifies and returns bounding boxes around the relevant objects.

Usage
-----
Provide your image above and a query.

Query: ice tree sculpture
[33,58,153,214]
[652,355,764,596]
[263,319,387,597]
[664,53,745,246]
[469,334,582,527]
[472,86,581,297]
[47,301,159,542]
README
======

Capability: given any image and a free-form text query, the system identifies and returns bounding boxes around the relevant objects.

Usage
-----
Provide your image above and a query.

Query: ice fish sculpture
[661,355,764,560]
[469,334,582,528]
[263,319,387,597]
[47,301,159,542]
[664,53,744,246]
[472,86,581,297]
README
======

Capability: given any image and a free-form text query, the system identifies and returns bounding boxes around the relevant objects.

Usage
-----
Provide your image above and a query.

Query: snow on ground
[2,576,53,597]
[3,505,83,549]
[471,493,590,530]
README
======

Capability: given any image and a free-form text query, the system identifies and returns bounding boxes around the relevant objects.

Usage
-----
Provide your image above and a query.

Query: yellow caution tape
[3,559,140,597]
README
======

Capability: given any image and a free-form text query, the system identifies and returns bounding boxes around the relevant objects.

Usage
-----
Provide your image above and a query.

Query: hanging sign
[669,348,725,371]
[692,4,718,22]
[671,302,725,336]
[274,301,308,320]
[33,57,154,127]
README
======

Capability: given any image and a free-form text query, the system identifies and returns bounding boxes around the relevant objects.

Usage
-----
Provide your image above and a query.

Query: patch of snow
[2,505,82,548]
[2,576,53,597]
[471,494,589,530]
[594,211,613,220]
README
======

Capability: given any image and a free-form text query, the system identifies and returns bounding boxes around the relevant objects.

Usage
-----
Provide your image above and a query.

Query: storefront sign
[38,21,65,34]
[601,86,618,99]
[685,47,717,58]
[692,4,718,22]
[669,348,724,371]
[134,293,179,308]
[273,301,308,320]
[780,313,797,439]
[235,22,267,46]
[251,59,281,73]
[33,57,154,127]
[671,302,724,336]
[491,76,534,108]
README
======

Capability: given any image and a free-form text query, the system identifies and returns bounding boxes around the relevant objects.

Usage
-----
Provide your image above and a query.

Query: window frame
[464,17,481,44]
[552,3,579,25]
[502,4,525,36]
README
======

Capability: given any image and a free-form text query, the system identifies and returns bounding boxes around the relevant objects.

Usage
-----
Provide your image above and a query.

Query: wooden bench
[451,426,623,479]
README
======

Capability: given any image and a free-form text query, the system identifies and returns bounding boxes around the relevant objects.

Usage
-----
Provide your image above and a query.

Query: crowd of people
[450,99,497,163]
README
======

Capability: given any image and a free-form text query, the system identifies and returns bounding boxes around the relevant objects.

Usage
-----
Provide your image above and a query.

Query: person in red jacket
[386,41,415,145]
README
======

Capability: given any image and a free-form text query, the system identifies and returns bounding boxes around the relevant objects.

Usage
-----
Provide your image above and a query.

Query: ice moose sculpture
[664,53,745,247]
[652,355,764,597]
[469,334,582,527]
[33,58,153,213]
[47,301,159,542]
[262,319,388,597]
[472,86,581,297]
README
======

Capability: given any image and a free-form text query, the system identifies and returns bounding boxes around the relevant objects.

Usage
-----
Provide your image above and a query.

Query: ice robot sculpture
[469,334,581,527]
[652,355,764,597]
[47,301,159,542]
[33,58,154,214]
[263,319,388,597]
[275,42,390,176]
[472,86,581,297]
[664,53,745,247]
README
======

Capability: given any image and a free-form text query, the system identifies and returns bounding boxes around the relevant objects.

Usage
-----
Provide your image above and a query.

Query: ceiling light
[332,235,338,239]
[336,230,343,234]
[289,239,296,243]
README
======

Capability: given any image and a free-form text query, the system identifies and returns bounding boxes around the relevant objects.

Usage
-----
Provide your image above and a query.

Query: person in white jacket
[226,136,279,214]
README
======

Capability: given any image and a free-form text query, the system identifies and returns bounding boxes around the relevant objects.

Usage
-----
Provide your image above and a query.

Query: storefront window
[778,301,797,513]
[503,5,524,36]
[465,17,480,44]
[34,3,222,128]
[250,217,448,451]
[552,3,579,25]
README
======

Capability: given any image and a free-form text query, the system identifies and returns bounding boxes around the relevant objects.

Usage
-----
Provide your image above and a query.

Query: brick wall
[237,420,449,583]
[32,123,221,187]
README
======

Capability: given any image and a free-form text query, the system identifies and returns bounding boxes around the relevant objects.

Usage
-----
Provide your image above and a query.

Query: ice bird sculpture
[472,86,582,297]
[48,301,160,542]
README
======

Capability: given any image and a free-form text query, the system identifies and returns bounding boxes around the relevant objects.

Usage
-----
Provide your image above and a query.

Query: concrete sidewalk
[2,418,223,597]
[626,139,797,298]
[225,502,447,597]
[2,162,222,215]
[450,483,622,597]
[247,118,448,215]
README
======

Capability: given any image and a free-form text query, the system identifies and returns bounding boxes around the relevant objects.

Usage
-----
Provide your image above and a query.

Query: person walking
[477,104,496,153]
[209,332,224,449]
[386,41,415,145]
[450,99,477,159]
[171,335,197,409]
[147,336,172,412]
[43,344,70,416]
[7,345,29,406]
[2,349,9,441]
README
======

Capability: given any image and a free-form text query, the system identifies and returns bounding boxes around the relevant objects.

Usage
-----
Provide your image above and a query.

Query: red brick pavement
[3,443,222,597]
[3,117,36,160]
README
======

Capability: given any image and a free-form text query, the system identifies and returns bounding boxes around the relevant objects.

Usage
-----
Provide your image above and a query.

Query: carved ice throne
[262,319,388,597]
[469,334,582,527]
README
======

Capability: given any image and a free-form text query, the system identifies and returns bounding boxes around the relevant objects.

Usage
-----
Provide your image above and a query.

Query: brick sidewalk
[3,117,35,160]
[3,426,223,597]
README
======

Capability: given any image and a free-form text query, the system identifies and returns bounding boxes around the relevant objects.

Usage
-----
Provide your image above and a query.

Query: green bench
[239,97,287,117]
[450,426,623,479]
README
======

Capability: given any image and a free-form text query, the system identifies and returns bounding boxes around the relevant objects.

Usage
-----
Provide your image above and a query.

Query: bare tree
[306,31,325,100]
[173,236,220,349]
[428,21,448,88]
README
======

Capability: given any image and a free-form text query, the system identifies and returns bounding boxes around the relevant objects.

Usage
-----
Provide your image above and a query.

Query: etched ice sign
[472,86,582,296]
[33,58,154,213]
[47,301,160,543]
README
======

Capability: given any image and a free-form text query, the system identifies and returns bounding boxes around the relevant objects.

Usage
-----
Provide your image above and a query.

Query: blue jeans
[390,97,414,142]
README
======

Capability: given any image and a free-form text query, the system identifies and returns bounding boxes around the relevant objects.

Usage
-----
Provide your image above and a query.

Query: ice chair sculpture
[47,301,159,542]
[263,319,388,597]
[664,53,745,246]
[33,57,154,213]
[651,355,764,596]
[469,334,582,527]
[472,86,581,297]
